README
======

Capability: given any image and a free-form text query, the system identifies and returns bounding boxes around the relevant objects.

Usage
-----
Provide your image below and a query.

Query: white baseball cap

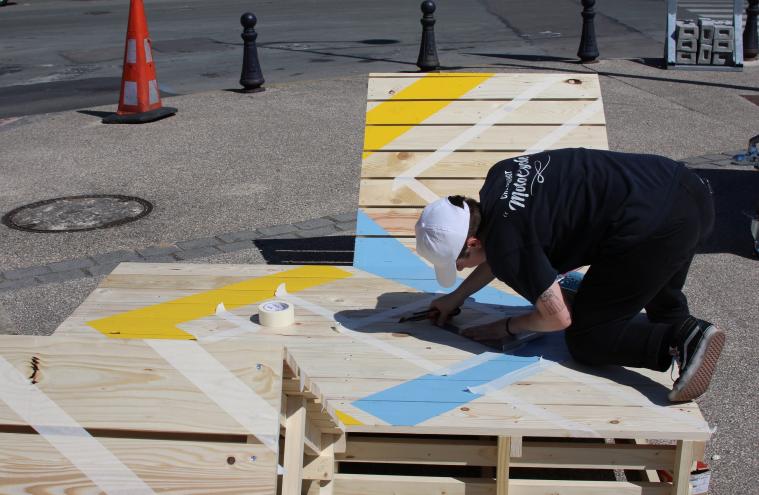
[415,197,470,288]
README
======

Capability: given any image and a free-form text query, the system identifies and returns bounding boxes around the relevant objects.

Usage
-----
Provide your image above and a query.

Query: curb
[0,211,357,291]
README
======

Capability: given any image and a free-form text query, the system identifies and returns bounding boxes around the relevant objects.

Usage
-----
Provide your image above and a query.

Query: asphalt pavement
[0,0,758,493]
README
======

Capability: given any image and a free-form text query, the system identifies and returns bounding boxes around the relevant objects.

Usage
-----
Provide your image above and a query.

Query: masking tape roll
[258,300,295,327]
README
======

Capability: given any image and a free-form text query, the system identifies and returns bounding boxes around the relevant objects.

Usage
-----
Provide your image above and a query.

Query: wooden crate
[50,262,709,494]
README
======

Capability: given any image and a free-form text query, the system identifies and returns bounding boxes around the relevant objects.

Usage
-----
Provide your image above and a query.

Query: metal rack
[665,0,745,70]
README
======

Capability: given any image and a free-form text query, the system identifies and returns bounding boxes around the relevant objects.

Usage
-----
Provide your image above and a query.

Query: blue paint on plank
[353,354,539,426]
[354,211,529,307]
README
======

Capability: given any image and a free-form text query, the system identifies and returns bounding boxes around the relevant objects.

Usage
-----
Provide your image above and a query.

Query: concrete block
[295,226,339,238]
[294,218,334,230]
[3,265,51,280]
[258,224,298,237]
[712,39,734,53]
[136,245,180,257]
[174,246,221,260]
[714,25,734,40]
[676,37,698,52]
[698,20,715,44]
[90,250,141,265]
[676,21,699,40]
[217,230,260,243]
[676,51,697,65]
[47,258,94,273]
[176,237,220,250]
[36,270,86,284]
[329,212,356,223]
[698,44,713,64]
[711,52,731,65]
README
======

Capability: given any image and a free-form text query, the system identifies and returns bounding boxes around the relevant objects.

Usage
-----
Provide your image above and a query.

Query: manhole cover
[2,195,152,233]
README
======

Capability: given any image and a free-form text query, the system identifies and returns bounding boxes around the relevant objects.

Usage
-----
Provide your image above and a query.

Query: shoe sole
[668,325,725,402]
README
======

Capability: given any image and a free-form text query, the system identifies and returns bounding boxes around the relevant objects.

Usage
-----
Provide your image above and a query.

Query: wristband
[505,317,516,337]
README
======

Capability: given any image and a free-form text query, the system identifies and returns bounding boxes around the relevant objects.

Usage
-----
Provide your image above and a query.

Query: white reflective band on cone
[148,80,159,105]
[123,81,138,106]
[144,39,153,63]
[126,39,137,64]
[0,356,155,495]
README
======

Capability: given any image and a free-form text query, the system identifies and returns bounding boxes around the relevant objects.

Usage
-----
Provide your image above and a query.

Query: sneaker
[668,317,725,402]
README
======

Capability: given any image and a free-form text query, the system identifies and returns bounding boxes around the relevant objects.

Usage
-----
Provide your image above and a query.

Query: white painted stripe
[123,81,138,106]
[0,356,155,494]
[148,80,159,105]
[523,99,604,154]
[274,284,445,373]
[549,365,714,433]
[394,176,442,203]
[144,39,153,63]
[146,340,279,452]
[126,39,137,64]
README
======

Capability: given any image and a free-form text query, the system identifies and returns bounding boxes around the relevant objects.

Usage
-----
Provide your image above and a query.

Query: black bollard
[416,1,440,72]
[239,12,265,93]
[745,0,759,61]
[577,0,599,63]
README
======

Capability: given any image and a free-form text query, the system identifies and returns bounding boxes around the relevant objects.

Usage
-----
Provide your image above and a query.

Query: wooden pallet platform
[42,262,710,494]
[355,72,609,297]
[0,334,283,494]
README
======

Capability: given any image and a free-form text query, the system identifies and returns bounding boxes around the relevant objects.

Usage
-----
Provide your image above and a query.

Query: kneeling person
[415,148,724,402]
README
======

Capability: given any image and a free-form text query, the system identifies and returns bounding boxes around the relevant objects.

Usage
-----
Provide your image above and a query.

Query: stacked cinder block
[676,18,735,66]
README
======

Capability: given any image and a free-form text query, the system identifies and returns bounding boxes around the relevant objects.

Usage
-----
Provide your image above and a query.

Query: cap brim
[434,262,457,288]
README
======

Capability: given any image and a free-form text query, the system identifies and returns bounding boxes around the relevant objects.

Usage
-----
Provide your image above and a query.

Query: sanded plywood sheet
[0,335,283,437]
[0,433,277,494]
[50,263,710,442]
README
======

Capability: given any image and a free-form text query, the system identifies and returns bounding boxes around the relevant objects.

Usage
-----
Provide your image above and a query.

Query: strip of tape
[0,356,156,494]
[391,75,564,203]
[523,99,604,154]
[483,388,600,438]
[145,340,280,452]
[200,302,261,343]
[548,365,714,433]
[433,351,503,376]
[274,284,444,374]
[466,357,556,394]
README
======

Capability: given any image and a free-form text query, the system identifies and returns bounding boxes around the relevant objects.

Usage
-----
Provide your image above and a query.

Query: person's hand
[460,318,512,342]
[429,293,465,326]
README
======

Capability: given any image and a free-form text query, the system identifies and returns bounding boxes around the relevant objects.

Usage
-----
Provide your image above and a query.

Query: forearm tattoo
[539,286,563,315]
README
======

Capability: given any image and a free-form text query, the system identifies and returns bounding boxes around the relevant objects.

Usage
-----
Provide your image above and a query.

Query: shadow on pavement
[253,235,354,265]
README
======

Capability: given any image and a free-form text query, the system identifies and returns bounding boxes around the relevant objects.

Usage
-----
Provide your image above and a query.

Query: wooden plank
[362,124,609,152]
[361,151,519,178]
[366,100,607,125]
[339,437,677,470]
[0,335,283,437]
[282,396,308,495]
[672,440,695,495]
[0,432,277,494]
[311,474,672,495]
[367,74,602,100]
[497,436,511,495]
[359,178,484,207]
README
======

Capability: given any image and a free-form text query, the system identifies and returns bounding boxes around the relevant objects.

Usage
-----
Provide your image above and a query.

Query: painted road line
[87,265,352,340]
[0,356,156,495]
[363,73,494,159]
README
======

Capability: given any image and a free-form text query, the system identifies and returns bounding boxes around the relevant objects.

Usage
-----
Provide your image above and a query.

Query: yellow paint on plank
[334,408,364,426]
[87,266,352,340]
[362,73,493,159]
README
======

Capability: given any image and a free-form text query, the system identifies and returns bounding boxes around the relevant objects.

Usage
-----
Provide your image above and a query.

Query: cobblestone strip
[0,212,357,291]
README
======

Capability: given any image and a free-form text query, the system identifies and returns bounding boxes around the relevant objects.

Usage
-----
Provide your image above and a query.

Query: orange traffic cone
[103,0,176,124]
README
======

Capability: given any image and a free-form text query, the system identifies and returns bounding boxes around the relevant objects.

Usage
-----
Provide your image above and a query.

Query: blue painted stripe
[353,354,539,426]
[354,210,529,307]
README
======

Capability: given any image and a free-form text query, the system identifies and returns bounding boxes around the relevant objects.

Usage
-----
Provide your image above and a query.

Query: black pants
[565,168,715,371]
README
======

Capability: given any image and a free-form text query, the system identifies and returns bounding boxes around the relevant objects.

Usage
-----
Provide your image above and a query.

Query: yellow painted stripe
[87,266,352,340]
[334,408,364,426]
[362,73,494,159]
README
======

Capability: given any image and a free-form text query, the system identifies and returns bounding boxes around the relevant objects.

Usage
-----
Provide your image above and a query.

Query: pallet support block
[497,436,511,495]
